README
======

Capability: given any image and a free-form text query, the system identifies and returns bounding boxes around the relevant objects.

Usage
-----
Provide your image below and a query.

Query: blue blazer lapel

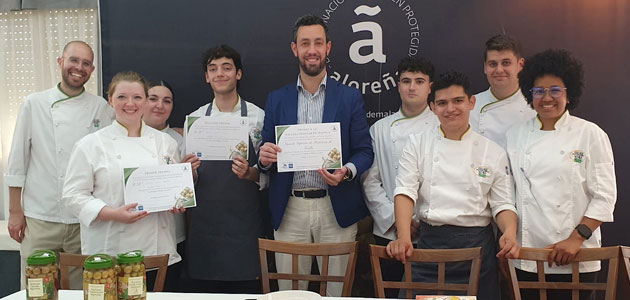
[283,84,299,125]
[322,77,339,123]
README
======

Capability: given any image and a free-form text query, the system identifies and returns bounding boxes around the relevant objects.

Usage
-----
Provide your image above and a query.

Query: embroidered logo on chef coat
[92,118,100,128]
[570,150,584,163]
[474,166,491,178]
[163,155,173,164]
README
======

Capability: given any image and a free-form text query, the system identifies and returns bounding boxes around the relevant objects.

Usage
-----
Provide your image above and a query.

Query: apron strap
[205,97,248,117]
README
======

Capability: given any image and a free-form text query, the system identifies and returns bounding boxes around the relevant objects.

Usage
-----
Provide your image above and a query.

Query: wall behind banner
[101,0,630,246]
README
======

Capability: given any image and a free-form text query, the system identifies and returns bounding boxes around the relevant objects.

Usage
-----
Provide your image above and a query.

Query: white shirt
[185,97,267,188]
[62,121,182,265]
[161,125,186,244]
[361,106,437,240]
[394,126,516,227]
[506,112,616,273]
[470,88,535,149]
[5,85,114,223]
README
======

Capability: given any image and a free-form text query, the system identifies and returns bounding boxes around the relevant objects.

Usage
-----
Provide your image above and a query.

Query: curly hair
[429,71,471,104]
[519,49,584,110]
[396,57,435,82]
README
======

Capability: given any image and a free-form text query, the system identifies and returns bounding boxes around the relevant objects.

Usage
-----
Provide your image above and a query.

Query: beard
[61,69,89,90]
[299,55,327,77]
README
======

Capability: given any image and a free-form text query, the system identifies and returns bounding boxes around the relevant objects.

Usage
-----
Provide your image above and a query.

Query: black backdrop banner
[100,0,630,246]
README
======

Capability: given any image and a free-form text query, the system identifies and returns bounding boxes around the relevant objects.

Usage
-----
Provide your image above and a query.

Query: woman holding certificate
[62,71,199,270]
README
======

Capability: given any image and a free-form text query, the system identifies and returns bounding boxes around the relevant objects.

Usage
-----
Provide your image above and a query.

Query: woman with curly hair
[506,49,617,299]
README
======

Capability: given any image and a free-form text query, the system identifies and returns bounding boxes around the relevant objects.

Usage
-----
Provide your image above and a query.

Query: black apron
[186,102,263,281]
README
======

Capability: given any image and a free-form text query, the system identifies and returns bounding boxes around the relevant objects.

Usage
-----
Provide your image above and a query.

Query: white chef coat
[361,106,437,240]
[470,88,535,149]
[506,112,616,273]
[62,121,182,265]
[5,84,113,223]
[394,126,516,227]
[161,125,186,244]
[184,97,267,188]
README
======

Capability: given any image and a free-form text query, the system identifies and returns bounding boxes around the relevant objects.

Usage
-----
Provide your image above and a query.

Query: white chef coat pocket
[474,166,494,194]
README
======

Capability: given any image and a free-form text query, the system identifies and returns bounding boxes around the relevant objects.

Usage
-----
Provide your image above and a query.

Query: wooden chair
[59,253,169,292]
[257,238,358,296]
[507,247,619,300]
[369,245,482,299]
[619,246,630,297]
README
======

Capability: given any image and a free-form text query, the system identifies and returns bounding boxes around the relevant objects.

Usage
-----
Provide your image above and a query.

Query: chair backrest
[507,247,619,300]
[257,238,359,297]
[59,253,169,292]
[620,246,630,296]
[369,245,482,299]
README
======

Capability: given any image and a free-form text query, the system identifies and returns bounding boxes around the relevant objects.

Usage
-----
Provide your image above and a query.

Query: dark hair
[293,14,329,42]
[150,80,174,101]
[429,71,471,103]
[484,34,523,61]
[397,57,435,82]
[201,44,243,73]
[519,49,583,110]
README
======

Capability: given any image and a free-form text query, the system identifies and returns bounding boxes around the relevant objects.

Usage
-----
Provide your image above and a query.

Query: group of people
[5,13,616,300]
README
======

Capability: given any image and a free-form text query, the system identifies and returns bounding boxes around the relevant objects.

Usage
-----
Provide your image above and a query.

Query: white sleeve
[62,139,107,227]
[393,136,421,202]
[362,126,395,233]
[5,98,32,187]
[584,127,616,222]
[489,150,517,219]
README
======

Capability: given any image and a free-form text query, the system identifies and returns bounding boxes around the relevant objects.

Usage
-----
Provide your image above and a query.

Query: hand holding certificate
[123,163,196,213]
[185,116,249,160]
[275,122,342,172]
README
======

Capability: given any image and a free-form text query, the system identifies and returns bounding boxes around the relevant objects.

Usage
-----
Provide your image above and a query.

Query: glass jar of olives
[26,249,58,300]
[83,254,116,300]
[116,250,146,300]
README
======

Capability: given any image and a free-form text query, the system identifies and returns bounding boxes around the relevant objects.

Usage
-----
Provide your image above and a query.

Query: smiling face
[484,50,523,93]
[205,56,241,96]
[108,81,147,128]
[57,42,95,93]
[532,74,568,128]
[398,71,432,111]
[291,24,331,77]
[143,86,173,130]
[430,85,475,139]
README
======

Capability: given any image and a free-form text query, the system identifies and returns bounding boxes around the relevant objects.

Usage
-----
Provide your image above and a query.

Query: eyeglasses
[529,86,567,99]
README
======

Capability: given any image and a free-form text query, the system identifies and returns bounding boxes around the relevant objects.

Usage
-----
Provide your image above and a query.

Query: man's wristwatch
[342,168,353,182]
[575,224,592,239]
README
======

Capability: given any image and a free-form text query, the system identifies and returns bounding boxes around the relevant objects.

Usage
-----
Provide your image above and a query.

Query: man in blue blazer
[258,15,373,296]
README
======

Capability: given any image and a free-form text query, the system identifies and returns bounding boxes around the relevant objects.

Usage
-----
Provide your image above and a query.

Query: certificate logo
[321,0,421,122]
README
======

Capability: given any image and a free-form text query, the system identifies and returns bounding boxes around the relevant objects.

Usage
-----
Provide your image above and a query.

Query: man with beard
[6,41,113,289]
[258,14,373,296]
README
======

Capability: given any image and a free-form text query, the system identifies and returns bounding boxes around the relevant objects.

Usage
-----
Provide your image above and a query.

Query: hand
[317,167,347,186]
[232,155,251,179]
[410,219,420,240]
[546,234,584,267]
[8,210,26,243]
[259,142,281,167]
[386,238,414,263]
[111,203,148,224]
[497,232,520,259]
[182,154,201,172]
[170,206,186,214]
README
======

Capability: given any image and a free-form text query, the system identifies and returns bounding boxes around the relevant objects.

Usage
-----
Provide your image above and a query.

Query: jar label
[128,276,144,296]
[88,283,105,300]
[27,278,44,297]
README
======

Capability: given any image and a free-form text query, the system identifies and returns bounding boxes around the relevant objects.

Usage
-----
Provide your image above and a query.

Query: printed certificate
[275,122,342,172]
[123,163,196,213]
[185,116,249,160]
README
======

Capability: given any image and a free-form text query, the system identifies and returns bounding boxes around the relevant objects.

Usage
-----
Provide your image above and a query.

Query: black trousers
[515,269,598,300]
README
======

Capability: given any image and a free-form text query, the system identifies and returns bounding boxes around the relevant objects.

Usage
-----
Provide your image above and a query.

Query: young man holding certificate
[183,44,266,293]
[258,15,373,297]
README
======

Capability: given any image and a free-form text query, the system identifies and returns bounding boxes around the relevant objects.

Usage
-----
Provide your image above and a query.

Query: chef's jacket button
[57,149,62,153]
[55,123,59,127]
[473,141,479,146]
[431,182,436,186]
[434,157,439,162]
[556,204,561,208]
[395,165,398,169]
[556,231,561,234]
[112,137,117,140]
[479,130,484,134]
[117,155,122,159]
[526,151,531,155]
[470,164,474,168]
[560,150,565,155]
[59,174,64,178]
[392,139,396,143]
[557,176,561,181]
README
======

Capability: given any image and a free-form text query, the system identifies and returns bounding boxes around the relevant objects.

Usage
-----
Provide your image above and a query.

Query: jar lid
[84,254,114,270]
[27,250,57,265]
[117,250,144,264]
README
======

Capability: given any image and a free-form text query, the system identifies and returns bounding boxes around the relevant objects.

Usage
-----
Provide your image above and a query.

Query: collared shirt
[394,126,516,228]
[470,88,535,149]
[362,106,437,240]
[5,84,114,224]
[185,97,267,188]
[62,121,181,265]
[506,111,616,274]
[161,125,186,244]
[292,74,329,190]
